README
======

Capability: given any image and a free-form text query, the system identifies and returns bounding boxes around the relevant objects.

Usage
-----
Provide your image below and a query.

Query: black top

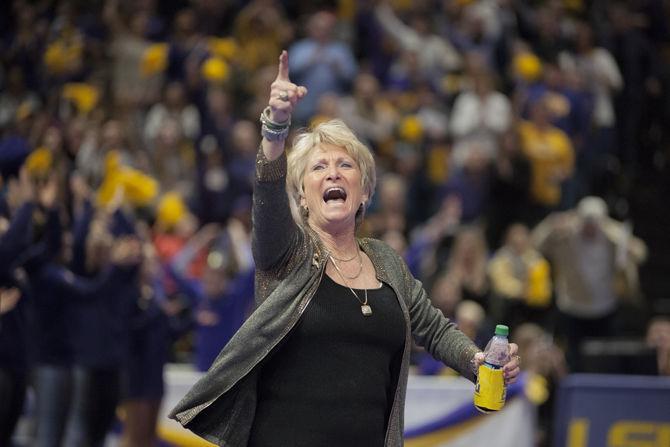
[249,274,405,447]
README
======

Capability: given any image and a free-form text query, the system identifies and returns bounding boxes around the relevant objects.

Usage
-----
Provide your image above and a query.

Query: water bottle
[474,324,510,413]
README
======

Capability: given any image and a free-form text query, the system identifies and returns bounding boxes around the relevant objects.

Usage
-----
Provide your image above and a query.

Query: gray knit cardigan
[168,149,480,446]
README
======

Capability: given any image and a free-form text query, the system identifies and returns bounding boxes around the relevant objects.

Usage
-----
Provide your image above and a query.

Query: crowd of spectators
[1,0,669,446]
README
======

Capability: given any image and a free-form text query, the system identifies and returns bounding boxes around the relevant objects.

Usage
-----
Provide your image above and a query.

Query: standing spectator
[517,61,593,202]
[374,1,462,80]
[120,242,171,447]
[0,287,25,445]
[148,118,196,199]
[144,81,201,144]
[450,66,512,168]
[168,222,254,372]
[199,87,234,158]
[0,67,41,129]
[485,129,532,248]
[515,3,571,64]
[21,192,71,447]
[0,169,37,446]
[488,223,552,329]
[531,196,647,371]
[607,3,661,170]
[518,94,575,223]
[519,62,592,151]
[165,8,208,86]
[440,142,492,224]
[366,173,407,238]
[559,22,623,162]
[233,0,292,73]
[194,137,235,225]
[103,0,162,114]
[65,204,142,447]
[227,120,260,197]
[337,73,397,150]
[441,226,490,310]
[76,119,136,187]
[289,11,357,125]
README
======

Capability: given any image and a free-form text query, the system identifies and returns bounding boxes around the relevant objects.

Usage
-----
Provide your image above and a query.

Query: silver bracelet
[261,123,289,141]
[260,106,290,130]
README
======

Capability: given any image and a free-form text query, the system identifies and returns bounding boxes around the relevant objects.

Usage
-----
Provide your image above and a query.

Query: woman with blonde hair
[170,51,520,446]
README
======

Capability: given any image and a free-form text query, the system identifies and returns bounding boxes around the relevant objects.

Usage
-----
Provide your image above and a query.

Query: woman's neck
[310,224,359,259]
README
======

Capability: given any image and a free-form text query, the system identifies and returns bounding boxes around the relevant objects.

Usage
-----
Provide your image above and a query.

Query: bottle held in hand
[474,324,510,413]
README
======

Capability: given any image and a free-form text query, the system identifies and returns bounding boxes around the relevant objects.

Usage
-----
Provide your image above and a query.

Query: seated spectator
[646,317,670,376]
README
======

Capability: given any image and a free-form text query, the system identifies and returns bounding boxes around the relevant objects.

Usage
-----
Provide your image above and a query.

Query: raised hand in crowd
[6,167,36,211]
[37,175,59,209]
[111,236,143,266]
[0,287,21,315]
[262,50,308,160]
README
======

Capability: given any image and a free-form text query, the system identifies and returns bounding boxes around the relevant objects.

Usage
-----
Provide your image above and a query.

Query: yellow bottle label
[474,365,506,413]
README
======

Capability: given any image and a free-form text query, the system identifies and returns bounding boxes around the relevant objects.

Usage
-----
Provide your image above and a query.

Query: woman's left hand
[472,342,521,385]
[502,343,521,384]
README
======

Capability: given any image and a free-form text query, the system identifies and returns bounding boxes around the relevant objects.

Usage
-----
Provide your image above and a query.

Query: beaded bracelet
[261,124,289,141]
[260,106,290,130]
[259,106,290,141]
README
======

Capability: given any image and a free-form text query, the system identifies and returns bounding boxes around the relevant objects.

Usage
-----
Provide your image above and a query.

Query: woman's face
[301,144,368,233]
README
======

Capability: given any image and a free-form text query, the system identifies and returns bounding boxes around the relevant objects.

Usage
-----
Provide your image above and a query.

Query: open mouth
[323,187,347,203]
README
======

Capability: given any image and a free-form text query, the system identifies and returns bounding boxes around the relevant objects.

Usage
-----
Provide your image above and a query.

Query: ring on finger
[278,90,289,101]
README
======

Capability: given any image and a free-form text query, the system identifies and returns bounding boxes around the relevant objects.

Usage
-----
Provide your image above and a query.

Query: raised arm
[252,51,308,271]
[260,51,307,162]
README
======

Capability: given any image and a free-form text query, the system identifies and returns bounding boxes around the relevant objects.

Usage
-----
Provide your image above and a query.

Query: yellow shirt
[518,121,575,206]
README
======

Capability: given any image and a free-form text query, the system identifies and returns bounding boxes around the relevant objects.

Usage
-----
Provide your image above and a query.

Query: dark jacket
[169,149,480,446]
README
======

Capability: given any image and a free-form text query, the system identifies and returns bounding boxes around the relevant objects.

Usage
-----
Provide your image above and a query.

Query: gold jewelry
[330,255,372,316]
[330,247,359,262]
[330,251,362,280]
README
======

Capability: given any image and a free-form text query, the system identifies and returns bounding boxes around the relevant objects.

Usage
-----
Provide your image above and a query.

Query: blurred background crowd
[1,0,670,446]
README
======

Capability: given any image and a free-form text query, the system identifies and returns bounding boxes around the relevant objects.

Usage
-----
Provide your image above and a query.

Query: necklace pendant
[361,304,373,316]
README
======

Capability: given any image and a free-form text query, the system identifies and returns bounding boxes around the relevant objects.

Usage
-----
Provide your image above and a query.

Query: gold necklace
[330,255,372,317]
[330,251,358,262]
[330,251,363,280]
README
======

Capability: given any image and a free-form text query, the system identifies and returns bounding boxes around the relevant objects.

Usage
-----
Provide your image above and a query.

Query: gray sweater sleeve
[377,239,481,382]
[251,148,304,274]
[407,275,481,382]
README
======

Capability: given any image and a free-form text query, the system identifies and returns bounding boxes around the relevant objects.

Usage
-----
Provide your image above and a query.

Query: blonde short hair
[286,119,376,227]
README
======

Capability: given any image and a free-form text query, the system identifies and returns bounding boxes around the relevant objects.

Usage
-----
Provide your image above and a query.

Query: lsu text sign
[554,374,670,447]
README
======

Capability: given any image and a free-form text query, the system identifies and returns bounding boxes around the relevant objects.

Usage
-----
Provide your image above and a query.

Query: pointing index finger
[276,50,290,82]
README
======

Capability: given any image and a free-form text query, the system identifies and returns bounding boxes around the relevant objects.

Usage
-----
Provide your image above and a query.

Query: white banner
[159,367,536,447]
